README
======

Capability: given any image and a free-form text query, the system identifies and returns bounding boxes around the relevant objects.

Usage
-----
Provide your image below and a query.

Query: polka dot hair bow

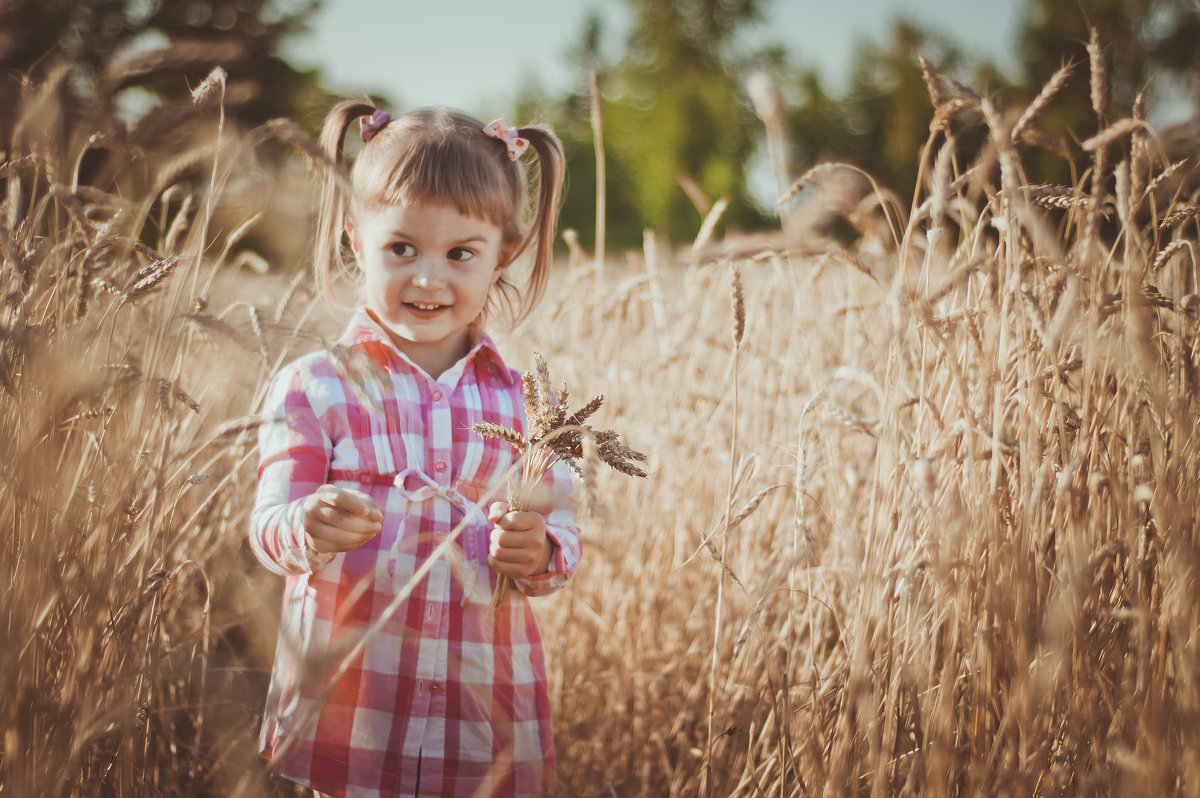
[482,118,529,161]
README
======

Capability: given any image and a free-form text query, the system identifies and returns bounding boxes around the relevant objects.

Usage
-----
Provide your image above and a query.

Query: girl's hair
[314,100,565,323]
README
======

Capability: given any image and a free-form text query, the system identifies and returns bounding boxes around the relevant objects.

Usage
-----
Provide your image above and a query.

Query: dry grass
[4,53,1200,798]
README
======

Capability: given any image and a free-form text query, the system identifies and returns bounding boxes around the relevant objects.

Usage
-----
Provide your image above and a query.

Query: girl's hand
[303,485,383,553]
[487,501,553,579]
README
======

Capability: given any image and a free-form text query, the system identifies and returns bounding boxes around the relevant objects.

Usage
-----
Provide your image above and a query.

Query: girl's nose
[411,258,446,288]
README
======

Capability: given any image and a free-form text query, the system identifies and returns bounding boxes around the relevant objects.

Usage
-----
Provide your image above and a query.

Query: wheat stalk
[1011,60,1075,145]
[1142,159,1189,202]
[1088,27,1109,120]
[189,66,226,105]
[1159,204,1199,230]
[123,255,182,302]
[917,54,946,107]
[473,352,646,615]
[1081,118,1141,152]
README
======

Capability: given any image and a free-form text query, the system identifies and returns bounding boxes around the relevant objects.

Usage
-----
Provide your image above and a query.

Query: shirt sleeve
[514,458,581,597]
[249,361,335,576]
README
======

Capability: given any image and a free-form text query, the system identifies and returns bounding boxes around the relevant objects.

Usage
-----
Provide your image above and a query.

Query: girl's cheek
[382,275,407,299]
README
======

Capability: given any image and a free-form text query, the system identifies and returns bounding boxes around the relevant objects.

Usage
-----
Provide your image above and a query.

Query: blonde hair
[314,100,565,323]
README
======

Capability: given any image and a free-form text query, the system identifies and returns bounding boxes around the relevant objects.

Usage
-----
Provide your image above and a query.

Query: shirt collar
[336,307,515,387]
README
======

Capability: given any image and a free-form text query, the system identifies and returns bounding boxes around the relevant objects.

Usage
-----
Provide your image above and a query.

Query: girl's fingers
[489,535,551,577]
[488,552,535,577]
[488,544,527,564]
[302,486,382,553]
[306,520,373,552]
[493,509,543,532]
[332,488,383,521]
[488,557,522,578]
[489,527,541,560]
[489,526,515,553]
[487,501,509,523]
[313,503,382,535]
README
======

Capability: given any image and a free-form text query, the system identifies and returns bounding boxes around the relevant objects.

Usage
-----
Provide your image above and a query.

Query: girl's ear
[344,218,360,259]
[494,245,515,277]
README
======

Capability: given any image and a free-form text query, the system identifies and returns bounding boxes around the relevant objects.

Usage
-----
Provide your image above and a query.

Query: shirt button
[431,390,443,402]
[430,683,441,694]
[434,460,447,473]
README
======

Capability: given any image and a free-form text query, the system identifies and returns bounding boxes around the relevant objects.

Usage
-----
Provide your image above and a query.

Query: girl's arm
[249,362,334,576]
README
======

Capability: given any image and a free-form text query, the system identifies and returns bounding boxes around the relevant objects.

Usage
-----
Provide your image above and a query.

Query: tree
[531,0,1200,250]
[1020,0,1200,115]
[768,18,985,212]
[1016,0,1200,180]
[528,0,771,250]
[610,0,770,241]
[0,0,328,150]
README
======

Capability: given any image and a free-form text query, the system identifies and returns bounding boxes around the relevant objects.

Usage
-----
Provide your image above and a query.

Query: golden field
[3,60,1200,797]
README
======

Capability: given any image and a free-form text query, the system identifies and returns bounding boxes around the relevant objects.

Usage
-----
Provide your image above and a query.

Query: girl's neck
[363,307,478,380]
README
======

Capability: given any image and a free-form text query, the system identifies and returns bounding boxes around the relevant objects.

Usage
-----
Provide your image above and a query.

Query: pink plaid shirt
[250,309,580,797]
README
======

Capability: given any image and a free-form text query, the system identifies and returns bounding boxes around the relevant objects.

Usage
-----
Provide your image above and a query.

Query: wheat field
[3,56,1200,797]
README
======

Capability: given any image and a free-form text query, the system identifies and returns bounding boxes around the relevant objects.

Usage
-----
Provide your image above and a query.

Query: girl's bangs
[354,130,521,238]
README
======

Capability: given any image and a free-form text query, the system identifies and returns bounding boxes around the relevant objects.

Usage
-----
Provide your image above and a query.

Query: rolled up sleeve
[249,364,334,576]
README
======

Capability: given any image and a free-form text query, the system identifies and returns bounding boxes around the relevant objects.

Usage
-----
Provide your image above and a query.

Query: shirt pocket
[336,387,418,478]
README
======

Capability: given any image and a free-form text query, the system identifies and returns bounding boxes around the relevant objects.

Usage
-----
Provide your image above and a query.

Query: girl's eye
[390,242,416,257]
[447,247,475,262]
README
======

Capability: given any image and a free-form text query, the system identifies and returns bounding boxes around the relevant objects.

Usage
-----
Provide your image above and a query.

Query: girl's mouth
[406,301,446,312]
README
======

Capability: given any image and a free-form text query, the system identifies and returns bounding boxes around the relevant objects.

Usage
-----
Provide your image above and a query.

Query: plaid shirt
[250,309,580,797]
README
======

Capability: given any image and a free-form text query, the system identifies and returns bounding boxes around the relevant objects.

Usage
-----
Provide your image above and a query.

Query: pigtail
[512,126,565,320]
[314,99,377,305]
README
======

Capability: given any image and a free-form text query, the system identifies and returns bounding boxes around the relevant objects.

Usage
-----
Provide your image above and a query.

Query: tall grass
[0,67,320,796]
[3,50,1200,797]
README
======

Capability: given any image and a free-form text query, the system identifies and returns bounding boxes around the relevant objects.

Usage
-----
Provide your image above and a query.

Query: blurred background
[6,4,1200,796]
[3,0,1197,258]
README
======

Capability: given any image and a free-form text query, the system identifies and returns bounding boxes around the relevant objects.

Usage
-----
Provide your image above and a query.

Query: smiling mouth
[407,301,446,311]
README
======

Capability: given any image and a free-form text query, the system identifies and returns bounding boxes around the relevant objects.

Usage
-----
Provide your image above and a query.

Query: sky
[286,0,1024,117]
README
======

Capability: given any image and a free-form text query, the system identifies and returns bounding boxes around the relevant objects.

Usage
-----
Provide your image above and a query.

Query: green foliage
[1020,0,1199,109]
[605,56,760,237]
[787,20,975,204]
[535,0,1200,251]
[1015,0,1200,184]
[529,0,771,251]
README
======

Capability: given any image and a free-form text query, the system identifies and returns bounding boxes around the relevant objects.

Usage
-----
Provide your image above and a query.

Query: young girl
[250,101,579,798]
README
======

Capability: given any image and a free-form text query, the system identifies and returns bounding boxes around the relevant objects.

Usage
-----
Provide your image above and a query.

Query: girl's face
[346,202,508,378]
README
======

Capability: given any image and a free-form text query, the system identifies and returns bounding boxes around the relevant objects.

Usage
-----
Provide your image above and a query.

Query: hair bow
[360,109,392,143]
[482,118,529,161]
